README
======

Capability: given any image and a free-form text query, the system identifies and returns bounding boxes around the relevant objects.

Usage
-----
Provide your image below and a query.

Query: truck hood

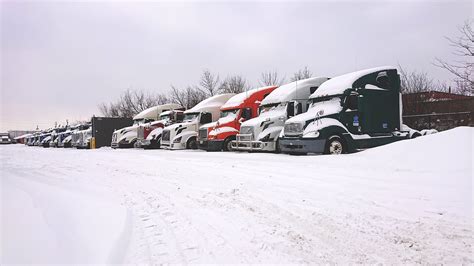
[286,98,343,125]
[164,121,193,132]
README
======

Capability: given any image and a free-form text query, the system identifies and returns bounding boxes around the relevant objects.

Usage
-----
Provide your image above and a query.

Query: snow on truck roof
[261,77,329,106]
[310,66,397,98]
[221,86,277,109]
[133,103,183,120]
[184,93,235,114]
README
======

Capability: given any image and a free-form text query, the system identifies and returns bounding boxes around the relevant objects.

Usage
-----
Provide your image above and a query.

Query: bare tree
[219,75,249,94]
[399,66,434,94]
[98,89,172,117]
[259,70,286,86]
[169,85,206,109]
[290,66,312,82]
[434,20,473,95]
[198,69,220,96]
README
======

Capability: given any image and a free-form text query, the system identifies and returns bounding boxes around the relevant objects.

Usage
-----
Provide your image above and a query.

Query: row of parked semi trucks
[25,67,435,155]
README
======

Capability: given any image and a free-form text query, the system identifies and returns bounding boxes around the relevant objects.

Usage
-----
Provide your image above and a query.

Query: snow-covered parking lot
[1,127,472,264]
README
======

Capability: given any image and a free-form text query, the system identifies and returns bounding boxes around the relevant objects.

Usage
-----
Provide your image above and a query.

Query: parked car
[198,86,278,151]
[279,66,415,155]
[161,93,235,150]
[232,77,329,152]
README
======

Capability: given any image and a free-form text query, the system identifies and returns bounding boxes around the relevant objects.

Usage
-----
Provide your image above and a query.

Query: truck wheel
[325,135,345,155]
[223,137,235,151]
[186,137,197,149]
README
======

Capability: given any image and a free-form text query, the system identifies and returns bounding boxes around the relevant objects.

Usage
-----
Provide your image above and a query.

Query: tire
[324,135,345,155]
[223,137,235,152]
[186,137,197,149]
[275,138,281,154]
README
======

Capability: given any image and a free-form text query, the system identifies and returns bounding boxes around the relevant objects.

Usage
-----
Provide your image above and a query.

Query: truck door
[358,88,399,134]
[341,93,361,134]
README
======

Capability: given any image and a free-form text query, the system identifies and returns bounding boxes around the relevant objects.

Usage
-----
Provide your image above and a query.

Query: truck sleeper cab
[111,103,182,149]
[280,66,410,155]
[198,86,278,151]
[232,77,329,152]
[161,93,235,150]
[136,109,184,149]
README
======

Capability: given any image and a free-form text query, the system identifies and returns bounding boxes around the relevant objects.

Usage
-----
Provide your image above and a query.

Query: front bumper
[111,140,135,148]
[136,139,151,148]
[199,139,224,151]
[160,141,185,150]
[231,140,276,152]
[279,138,326,154]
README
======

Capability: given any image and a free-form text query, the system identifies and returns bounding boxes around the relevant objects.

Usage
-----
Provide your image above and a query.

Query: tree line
[100,20,472,118]
[99,67,311,117]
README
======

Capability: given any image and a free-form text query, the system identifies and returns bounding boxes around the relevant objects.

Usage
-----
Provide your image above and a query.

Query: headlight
[240,126,253,135]
[284,122,304,136]
[259,134,272,142]
[173,136,182,143]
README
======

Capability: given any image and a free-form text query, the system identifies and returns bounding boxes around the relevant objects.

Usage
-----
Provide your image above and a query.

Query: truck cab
[111,103,182,149]
[160,93,235,150]
[71,123,91,148]
[198,86,278,151]
[279,66,410,155]
[136,109,184,149]
[232,77,329,152]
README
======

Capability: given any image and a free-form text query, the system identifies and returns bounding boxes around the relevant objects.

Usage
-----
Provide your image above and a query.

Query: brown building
[402,91,474,131]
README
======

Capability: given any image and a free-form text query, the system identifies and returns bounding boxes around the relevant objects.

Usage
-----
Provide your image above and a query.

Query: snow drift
[1,127,472,264]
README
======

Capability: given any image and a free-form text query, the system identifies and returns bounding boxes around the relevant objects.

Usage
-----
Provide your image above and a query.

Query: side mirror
[296,103,303,115]
[199,112,212,124]
[287,102,295,118]
[176,112,184,122]
[241,108,252,120]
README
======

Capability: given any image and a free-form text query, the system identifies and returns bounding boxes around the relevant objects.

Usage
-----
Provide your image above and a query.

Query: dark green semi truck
[279,66,415,155]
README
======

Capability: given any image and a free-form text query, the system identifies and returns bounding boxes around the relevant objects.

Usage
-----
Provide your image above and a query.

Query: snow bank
[1,170,130,264]
[1,127,472,264]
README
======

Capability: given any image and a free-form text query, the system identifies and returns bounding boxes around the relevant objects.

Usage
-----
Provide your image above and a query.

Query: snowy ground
[1,127,473,264]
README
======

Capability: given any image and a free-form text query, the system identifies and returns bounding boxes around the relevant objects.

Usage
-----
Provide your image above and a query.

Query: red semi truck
[198,86,278,151]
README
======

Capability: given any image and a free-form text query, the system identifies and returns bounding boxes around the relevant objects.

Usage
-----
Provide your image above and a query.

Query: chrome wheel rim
[329,140,342,155]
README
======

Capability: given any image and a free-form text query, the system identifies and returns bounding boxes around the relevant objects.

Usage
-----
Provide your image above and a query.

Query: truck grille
[198,128,208,140]
[239,126,254,138]
[162,129,170,141]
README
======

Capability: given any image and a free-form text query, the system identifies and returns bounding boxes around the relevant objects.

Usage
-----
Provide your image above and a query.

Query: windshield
[310,96,342,108]
[183,112,200,122]
[220,109,239,118]
[133,119,144,125]
[259,103,286,117]
[159,114,170,121]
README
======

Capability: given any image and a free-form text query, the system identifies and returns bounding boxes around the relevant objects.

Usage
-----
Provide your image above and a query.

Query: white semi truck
[111,103,182,148]
[232,77,329,152]
[160,93,235,150]
[136,109,184,149]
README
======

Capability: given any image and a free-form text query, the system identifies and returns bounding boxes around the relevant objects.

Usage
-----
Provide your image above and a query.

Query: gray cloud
[1,1,471,131]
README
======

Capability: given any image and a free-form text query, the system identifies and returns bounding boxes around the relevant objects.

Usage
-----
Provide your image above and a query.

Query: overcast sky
[1,0,471,131]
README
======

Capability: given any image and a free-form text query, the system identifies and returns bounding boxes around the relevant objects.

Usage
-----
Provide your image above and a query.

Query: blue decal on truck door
[353,115,359,126]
